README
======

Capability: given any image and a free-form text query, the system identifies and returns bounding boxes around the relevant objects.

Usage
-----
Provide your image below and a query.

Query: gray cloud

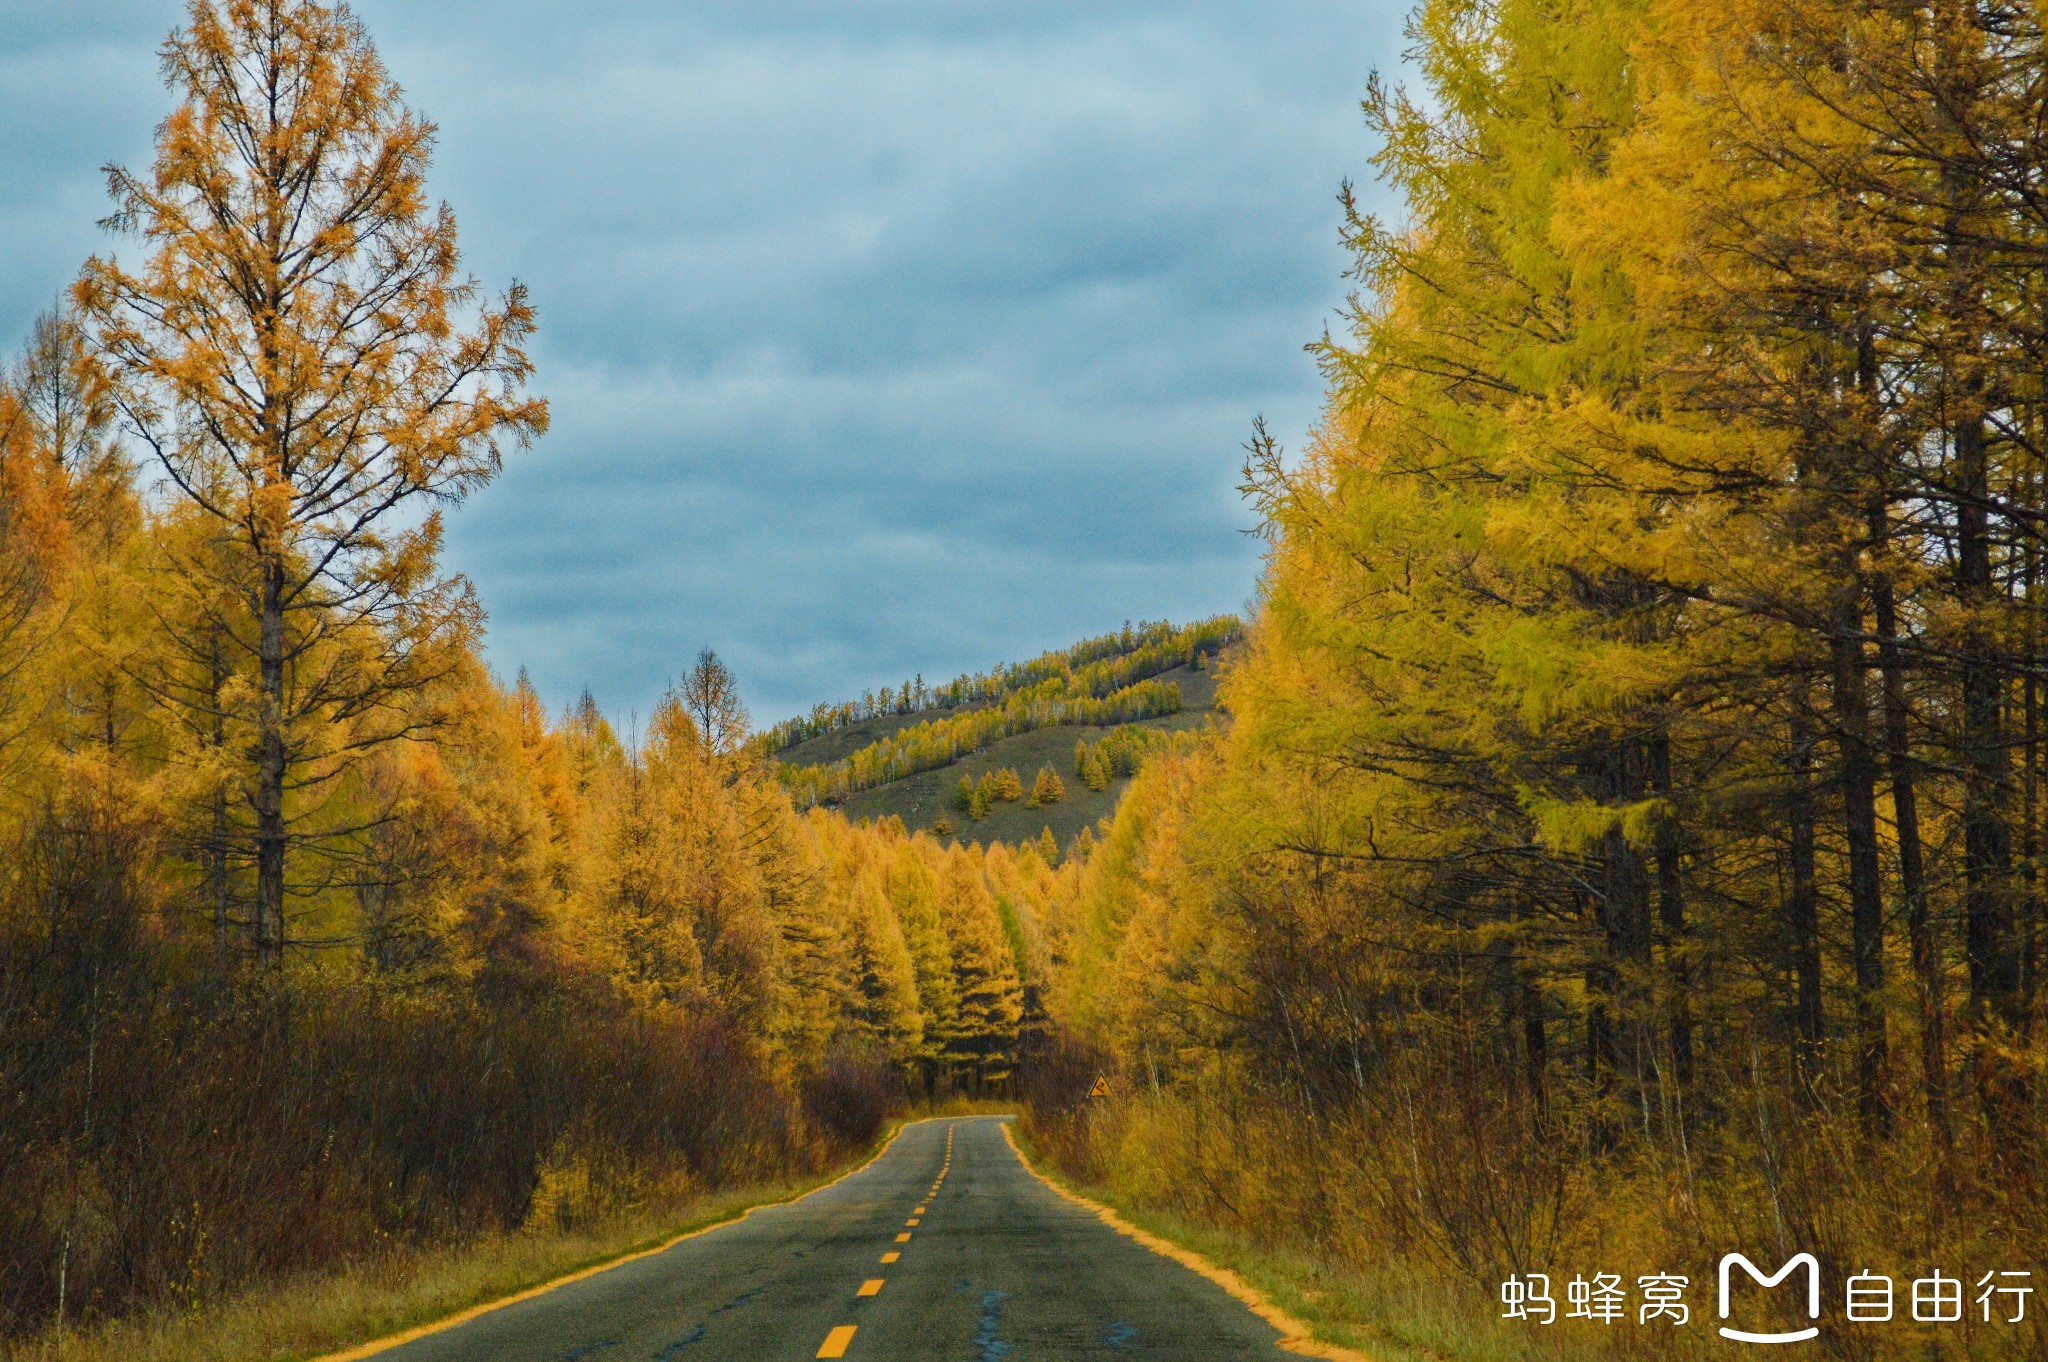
[0,0,1404,721]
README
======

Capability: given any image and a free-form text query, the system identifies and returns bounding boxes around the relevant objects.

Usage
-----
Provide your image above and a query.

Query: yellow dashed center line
[816,1128,965,1360]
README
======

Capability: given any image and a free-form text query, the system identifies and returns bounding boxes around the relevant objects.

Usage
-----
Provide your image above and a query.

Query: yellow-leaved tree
[75,0,547,961]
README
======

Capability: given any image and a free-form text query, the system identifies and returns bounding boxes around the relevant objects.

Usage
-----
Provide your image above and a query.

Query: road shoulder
[308,1118,936,1362]
[999,1121,1386,1362]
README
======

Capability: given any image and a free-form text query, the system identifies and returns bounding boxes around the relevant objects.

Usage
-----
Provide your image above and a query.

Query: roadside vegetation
[0,2,1035,1346]
[1010,1113,1558,1362]
[14,0,2048,1358]
[1,1178,828,1362]
[999,1,2048,1358]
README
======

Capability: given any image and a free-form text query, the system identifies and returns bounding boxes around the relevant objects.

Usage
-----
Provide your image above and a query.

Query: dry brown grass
[1019,1088,2048,1362]
[0,1127,916,1362]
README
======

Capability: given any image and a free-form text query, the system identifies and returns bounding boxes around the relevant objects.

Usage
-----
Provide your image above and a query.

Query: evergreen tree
[1027,766,1065,808]
[939,848,1024,1088]
[841,867,923,1060]
[883,846,960,1075]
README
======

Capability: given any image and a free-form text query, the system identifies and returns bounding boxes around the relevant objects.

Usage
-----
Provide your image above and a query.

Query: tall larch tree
[841,864,926,1062]
[940,846,1025,1087]
[75,0,546,961]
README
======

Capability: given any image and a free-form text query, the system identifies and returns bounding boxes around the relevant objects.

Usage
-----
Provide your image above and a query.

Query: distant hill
[836,663,1219,846]
[764,620,1237,848]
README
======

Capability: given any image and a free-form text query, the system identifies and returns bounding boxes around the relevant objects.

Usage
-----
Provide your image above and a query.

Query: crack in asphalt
[650,1276,773,1357]
[366,1120,1295,1362]
[973,1289,1011,1361]
[650,1324,704,1358]
[558,1340,619,1361]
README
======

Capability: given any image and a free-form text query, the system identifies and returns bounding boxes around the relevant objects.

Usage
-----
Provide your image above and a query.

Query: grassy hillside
[775,710,934,769]
[765,618,1240,852]
[835,665,1219,849]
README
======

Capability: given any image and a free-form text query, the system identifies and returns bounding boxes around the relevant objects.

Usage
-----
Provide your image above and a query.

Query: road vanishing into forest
[358,1116,1303,1362]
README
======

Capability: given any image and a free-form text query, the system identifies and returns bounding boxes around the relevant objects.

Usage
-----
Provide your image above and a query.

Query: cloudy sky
[0,0,1405,725]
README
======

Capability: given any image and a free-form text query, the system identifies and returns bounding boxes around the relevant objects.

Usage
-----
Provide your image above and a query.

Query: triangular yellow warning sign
[1088,1074,1111,1099]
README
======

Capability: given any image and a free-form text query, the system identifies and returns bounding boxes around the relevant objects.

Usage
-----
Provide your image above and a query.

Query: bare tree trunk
[1522,975,1549,1122]
[1873,561,1947,1149]
[1585,960,1617,1155]
[1831,602,1890,1136]
[1955,414,2026,1148]
[1786,709,1825,1081]
[1594,739,1655,1126]
[255,549,287,964]
[1648,734,1694,1092]
[207,615,233,966]
[2022,522,2042,1042]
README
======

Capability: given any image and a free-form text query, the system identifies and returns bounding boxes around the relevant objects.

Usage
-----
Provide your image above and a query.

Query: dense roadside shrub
[0,808,823,1338]
[800,1043,902,1150]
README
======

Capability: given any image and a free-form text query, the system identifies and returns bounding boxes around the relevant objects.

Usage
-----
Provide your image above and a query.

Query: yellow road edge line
[310,1118,937,1362]
[999,1120,1379,1362]
[817,1322,858,1358]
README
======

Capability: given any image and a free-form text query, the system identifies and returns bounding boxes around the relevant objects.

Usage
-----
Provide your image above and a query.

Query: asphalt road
[371,1115,1296,1361]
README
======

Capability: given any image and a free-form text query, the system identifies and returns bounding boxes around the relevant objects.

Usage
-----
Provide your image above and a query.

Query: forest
[1011,0,2048,1357]
[10,0,2048,1358]
[0,1,1035,1344]
[753,615,1241,753]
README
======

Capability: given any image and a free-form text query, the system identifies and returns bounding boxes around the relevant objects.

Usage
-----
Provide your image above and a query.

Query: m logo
[1718,1253,1822,1343]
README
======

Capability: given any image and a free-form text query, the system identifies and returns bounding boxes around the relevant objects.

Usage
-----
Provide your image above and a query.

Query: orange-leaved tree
[75,0,547,960]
